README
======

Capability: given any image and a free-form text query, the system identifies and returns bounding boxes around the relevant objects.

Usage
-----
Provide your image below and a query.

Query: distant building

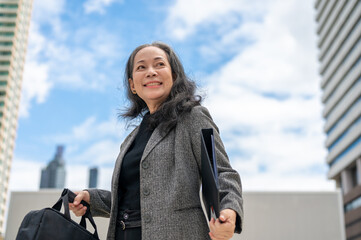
[40,145,66,189]
[88,167,98,188]
[315,1,361,239]
[0,0,33,235]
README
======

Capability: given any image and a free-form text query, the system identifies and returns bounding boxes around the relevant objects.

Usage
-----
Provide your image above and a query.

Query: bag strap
[52,188,99,239]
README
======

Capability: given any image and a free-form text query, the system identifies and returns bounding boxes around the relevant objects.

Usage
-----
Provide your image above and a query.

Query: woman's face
[129,46,173,113]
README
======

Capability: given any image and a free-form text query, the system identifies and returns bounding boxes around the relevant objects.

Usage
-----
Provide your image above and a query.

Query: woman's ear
[128,78,135,91]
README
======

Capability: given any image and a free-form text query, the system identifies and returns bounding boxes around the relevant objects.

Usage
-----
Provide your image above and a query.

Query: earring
[132,90,136,94]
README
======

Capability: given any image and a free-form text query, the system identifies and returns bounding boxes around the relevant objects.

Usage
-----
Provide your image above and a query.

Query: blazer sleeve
[185,105,244,233]
[85,189,111,218]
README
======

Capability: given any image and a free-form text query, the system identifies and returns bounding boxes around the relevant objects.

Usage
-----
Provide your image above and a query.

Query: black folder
[201,128,220,221]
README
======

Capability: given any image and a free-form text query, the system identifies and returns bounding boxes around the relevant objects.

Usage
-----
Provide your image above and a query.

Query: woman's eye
[156,62,165,66]
[136,65,145,70]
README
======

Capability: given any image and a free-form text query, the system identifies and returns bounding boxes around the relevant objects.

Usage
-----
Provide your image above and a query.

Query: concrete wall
[239,191,345,240]
[5,190,345,240]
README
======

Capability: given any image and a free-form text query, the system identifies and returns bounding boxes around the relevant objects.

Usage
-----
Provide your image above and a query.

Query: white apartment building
[0,0,32,235]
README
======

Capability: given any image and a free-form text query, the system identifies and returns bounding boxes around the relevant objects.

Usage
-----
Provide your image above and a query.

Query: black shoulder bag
[16,188,100,240]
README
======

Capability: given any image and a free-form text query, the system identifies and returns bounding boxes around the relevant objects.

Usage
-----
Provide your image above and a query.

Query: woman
[70,42,243,240]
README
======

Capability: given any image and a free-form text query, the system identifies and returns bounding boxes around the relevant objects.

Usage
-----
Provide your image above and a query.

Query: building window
[0,71,8,76]
[328,113,361,152]
[345,195,361,212]
[351,166,359,188]
[326,79,361,135]
[0,32,14,37]
[0,22,15,27]
[0,4,18,8]
[340,177,345,194]
[329,134,361,166]
[0,81,6,86]
[0,51,11,56]
[0,13,17,18]
[0,42,12,46]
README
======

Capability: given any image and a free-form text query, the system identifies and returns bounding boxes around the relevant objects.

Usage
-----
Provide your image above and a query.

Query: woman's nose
[146,68,157,77]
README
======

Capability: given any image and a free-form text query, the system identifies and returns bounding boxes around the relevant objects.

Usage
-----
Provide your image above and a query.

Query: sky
[9,0,336,192]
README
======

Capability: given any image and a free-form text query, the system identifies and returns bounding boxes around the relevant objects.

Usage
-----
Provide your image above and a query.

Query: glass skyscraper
[88,167,98,188]
[40,145,66,189]
[315,1,361,239]
[0,0,32,235]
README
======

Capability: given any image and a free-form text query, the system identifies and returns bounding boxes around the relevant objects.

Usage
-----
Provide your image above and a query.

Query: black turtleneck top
[118,113,154,211]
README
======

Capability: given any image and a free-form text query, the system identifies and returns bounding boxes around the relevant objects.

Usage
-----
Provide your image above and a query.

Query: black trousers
[115,210,141,240]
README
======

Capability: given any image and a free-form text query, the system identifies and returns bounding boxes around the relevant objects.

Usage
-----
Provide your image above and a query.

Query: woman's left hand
[209,209,236,240]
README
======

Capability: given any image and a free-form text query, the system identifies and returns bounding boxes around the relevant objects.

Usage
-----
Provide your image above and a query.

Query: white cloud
[13,0,336,194]
[83,0,123,14]
[52,114,126,144]
[166,0,267,40]
[20,21,54,117]
[19,0,64,118]
[32,23,123,91]
[9,158,43,191]
[66,165,113,190]
[228,3,317,95]
[191,0,319,96]
[9,115,128,191]
[69,139,122,166]
[8,158,113,192]
[19,61,52,117]
[186,0,335,190]
[61,116,127,188]
[44,27,124,91]
[31,0,66,39]
[47,114,129,172]
[31,0,65,23]
[19,1,124,117]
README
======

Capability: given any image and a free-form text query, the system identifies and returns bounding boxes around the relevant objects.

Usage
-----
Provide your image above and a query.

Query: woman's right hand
[69,190,90,217]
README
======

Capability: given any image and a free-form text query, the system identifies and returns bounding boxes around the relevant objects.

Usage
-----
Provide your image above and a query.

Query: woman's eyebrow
[135,59,145,64]
[153,56,165,61]
[135,56,164,65]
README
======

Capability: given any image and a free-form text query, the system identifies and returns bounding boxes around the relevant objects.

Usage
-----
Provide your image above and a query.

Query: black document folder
[201,128,220,221]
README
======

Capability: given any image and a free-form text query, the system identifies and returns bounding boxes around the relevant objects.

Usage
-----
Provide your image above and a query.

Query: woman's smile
[144,81,162,87]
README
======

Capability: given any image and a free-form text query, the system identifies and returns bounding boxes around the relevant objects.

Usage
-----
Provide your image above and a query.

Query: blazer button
[144,214,151,223]
[143,188,150,196]
[142,161,149,169]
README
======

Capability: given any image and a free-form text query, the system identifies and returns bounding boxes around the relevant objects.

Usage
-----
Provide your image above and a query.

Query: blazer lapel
[141,125,170,162]
[112,127,140,188]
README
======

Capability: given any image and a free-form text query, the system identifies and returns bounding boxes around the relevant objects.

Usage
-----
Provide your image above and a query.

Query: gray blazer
[87,106,243,240]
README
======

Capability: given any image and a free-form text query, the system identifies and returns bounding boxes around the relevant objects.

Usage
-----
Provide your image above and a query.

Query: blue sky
[9,0,336,191]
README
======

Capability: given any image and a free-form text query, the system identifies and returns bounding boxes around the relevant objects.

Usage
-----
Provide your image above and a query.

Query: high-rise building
[0,0,32,235]
[315,1,361,239]
[88,167,98,188]
[40,145,66,189]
